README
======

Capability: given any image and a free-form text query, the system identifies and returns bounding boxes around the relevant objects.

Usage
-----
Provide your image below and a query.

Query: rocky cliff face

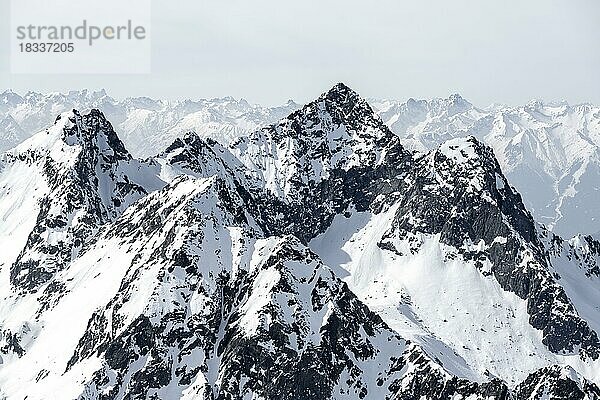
[230,83,412,243]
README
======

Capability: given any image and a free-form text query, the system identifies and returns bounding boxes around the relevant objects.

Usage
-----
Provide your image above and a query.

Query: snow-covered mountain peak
[372,95,600,237]
[438,93,474,115]
[375,92,474,116]
[156,131,244,184]
[318,82,389,133]
[164,130,205,151]
[448,92,468,103]
[231,83,407,203]
[1,109,162,292]
[0,90,23,105]
[7,109,130,171]
[522,98,574,112]
[6,110,80,164]
[61,109,130,160]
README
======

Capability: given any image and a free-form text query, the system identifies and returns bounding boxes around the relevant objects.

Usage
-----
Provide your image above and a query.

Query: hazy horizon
[1,0,599,107]
[2,85,599,110]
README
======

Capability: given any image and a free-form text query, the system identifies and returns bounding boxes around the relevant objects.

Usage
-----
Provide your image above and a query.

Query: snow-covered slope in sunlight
[311,213,559,386]
[310,134,600,387]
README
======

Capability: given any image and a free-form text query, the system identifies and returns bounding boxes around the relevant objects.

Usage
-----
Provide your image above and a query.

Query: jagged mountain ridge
[370,96,600,238]
[2,89,599,238]
[0,85,599,399]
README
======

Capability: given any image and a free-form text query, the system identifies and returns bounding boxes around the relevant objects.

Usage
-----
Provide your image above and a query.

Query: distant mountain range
[0,89,300,159]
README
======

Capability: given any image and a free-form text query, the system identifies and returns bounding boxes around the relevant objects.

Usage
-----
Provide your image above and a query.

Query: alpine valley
[1,84,600,400]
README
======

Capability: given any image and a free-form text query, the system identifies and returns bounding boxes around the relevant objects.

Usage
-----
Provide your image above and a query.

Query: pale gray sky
[1,0,599,106]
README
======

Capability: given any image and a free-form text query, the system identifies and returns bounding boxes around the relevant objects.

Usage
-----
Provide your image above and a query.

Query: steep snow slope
[543,229,600,339]
[310,134,600,386]
[0,115,26,152]
[371,96,600,238]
